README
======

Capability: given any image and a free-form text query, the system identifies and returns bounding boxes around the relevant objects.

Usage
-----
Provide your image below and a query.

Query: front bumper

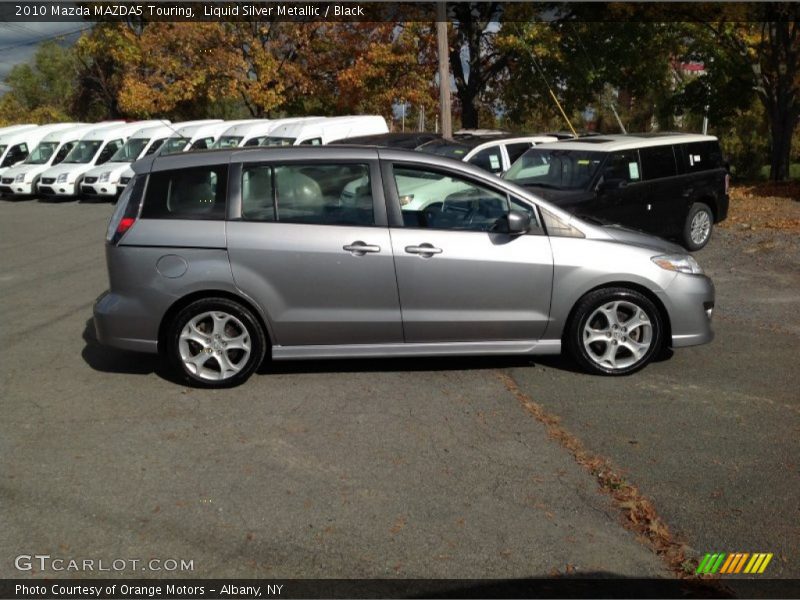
[38,181,79,197]
[81,182,121,198]
[0,179,34,196]
[660,273,715,348]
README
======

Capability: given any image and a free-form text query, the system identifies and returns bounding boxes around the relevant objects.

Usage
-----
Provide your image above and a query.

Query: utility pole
[437,2,452,138]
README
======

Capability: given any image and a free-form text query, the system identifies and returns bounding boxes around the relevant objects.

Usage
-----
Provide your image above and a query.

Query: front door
[594,149,649,230]
[385,163,554,343]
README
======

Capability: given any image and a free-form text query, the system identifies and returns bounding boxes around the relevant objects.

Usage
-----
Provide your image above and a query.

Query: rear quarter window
[141,164,228,220]
[640,145,678,180]
[678,141,724,173]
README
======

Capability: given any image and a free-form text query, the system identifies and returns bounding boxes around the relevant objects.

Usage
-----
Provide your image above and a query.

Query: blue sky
[0,23,89,92]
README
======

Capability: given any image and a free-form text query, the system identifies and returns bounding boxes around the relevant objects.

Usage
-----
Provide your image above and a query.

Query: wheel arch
[562,281,672,348]
[158,289,274,354]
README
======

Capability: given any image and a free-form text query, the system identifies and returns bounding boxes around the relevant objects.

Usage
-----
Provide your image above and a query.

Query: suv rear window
[677,141,724,173]
[141,165,228,220]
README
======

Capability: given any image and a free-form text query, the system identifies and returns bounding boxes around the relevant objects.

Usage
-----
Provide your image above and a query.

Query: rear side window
[604,150,641,183]
[505,142,531,166]
[241,163,373,226]
[678,141,724,173]
[97,139,123,165]
[144,138,166,156]
[640,145,677,180]
[468,147,504,173]
[142,165,228,220]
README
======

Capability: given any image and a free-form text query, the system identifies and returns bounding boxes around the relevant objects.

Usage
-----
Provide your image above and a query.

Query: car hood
[2,164,41,178]
[85,162,130,178]
[40,163,93,179]
[599,223,686,254]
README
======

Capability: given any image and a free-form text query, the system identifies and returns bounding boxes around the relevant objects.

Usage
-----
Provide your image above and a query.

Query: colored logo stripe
[698,553,773,575]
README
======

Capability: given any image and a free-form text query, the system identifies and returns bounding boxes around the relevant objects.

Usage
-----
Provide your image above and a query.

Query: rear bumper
[93,290,159,354]
[660,273,715,348]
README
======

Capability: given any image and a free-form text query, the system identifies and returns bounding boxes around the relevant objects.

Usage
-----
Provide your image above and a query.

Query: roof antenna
[524,46,579,138]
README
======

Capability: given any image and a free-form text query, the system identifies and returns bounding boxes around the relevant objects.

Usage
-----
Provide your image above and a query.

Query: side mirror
[494,210,530,235]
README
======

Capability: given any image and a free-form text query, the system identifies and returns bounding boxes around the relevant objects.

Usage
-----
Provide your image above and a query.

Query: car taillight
[106,175,145,245]
[724,173,730,195]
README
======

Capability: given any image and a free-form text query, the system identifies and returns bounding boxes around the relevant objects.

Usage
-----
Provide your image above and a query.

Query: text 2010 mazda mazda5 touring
[93,146,714,387]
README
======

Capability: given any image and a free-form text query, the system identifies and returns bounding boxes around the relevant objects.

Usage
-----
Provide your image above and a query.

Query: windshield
[110,138,149,162]
[504,148,604,190]
[159,137,190,155]
[24,141,59,165]
[416,140,471,159]
[260,137,296,147]
[62,140,102,164]
[213,136,242,149]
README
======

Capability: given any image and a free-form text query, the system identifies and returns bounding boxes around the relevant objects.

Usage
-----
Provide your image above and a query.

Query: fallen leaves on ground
[722,183,800,233]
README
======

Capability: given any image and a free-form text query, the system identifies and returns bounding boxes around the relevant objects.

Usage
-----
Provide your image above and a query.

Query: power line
[0,26,92,54]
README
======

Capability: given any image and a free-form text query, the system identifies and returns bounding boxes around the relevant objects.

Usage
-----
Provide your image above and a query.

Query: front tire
[682,202,713,251]
[566,287,663,376]
[165,298,267,388]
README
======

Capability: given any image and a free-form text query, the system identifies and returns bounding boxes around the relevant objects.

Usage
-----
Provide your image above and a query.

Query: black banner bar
[4,578,800,599]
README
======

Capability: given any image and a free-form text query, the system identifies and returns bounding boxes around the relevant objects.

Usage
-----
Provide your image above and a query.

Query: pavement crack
[495,369,724,584]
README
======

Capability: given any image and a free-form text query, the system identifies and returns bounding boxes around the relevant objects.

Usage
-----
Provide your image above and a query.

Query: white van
[0,123,80,176]
[159,120,264,155]
[0,124,38,137]
[37,121,162,199]
[0,124,101,197]
[261,116,388,146]
[213,118,324,148]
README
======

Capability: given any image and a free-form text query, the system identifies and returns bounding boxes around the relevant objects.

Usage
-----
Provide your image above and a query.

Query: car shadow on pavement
[81,318,184,384]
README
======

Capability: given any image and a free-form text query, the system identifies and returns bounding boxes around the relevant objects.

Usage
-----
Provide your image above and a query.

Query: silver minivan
[94,147,714,387]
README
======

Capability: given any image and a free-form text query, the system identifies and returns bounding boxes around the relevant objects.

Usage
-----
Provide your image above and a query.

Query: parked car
[37,122,161,199]
[260,116,388,146]
[0,124,103,197]
[94,146,715,387]
[0,123,80,176]
[331,131,441,149]
[503,133,729,250]
[416,134,559,175]
[156,120,225,155]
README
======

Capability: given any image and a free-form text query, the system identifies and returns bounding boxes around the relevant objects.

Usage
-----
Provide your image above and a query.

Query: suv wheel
[683,202,713,250]
[166,298,266,388]
[566,288,663,376]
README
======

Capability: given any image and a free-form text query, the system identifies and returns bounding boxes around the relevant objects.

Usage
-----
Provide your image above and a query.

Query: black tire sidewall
[683,202,713,251]
[568,288,663,376]
[167,298,266,388]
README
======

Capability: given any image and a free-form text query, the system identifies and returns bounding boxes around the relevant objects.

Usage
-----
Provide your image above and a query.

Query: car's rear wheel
[166,297,266,388]
[566,288,663,376]
[683,202,713,250]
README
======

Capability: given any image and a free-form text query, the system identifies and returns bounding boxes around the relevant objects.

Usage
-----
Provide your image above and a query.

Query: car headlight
[99,171,110,183]
[15,173,25,183]
[651,254,704,275]
[57,173,68,183]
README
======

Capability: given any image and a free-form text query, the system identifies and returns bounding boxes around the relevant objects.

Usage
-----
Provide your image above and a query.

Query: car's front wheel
[566,288,663,376]
[165,297,267,388]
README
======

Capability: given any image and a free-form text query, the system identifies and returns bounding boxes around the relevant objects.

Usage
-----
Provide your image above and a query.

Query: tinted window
[505,142,531,165]
[53,141,75,164]
[505,149,603,190]
[393,165,541,233]
[142,165,228,220]
[241,163,373,226]
[468,147,504,173]
[2,143,29,167]
[96,140,123,165]
[144,138,165,156]
[640,145,677,180]
[604,150,641,183]
[679,141,724,173]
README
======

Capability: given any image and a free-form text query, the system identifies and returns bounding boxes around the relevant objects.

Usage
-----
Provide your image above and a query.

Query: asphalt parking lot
[1,198,798,585]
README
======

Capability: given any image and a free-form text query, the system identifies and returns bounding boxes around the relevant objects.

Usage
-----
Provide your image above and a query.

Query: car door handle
[405,243,442,257]
[682,187,694,197]
[343,241,381,255]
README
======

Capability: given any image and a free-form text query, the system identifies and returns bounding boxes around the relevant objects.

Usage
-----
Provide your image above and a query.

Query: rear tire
[566,287,663,376]
[682,202,713,251]
[165,297,266,388]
